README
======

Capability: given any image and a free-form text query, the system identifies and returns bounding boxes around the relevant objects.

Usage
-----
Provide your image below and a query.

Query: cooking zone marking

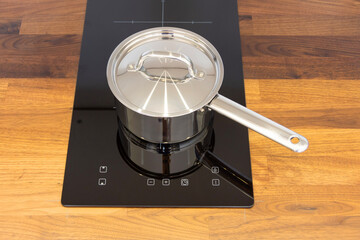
[113,0,213,25]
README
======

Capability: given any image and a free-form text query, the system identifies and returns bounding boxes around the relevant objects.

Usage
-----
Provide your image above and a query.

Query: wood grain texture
[0,19,21,34]
[238,0,360,15]
[0,0,86,18]
[0,0,360,239]
[20,15,85,35]
[239,15,360,36]
[241,36,360,57]
[242,57,360,79]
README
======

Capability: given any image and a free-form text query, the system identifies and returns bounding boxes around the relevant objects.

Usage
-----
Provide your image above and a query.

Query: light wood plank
[209,216,360,240]
[20,15,85,35]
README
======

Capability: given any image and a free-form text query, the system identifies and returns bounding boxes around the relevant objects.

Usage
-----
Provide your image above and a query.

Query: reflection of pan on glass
[107,27,308,152]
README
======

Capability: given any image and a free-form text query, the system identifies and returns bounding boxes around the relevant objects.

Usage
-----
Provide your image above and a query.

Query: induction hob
[61,0,254,207]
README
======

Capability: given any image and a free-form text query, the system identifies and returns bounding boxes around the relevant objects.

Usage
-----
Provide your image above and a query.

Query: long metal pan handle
[208,94,309,152]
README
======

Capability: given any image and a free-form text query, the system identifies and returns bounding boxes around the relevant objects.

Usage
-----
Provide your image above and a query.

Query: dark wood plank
[242,57,360,79]
[0,34,81,56]
[241,36,360,57]
[0,56,79,78]
[239,15,360,36]
[0,0,86,18]
[0,19,21,34]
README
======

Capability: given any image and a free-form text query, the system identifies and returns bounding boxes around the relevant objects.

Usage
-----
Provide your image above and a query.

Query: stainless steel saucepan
[107,27,309,152]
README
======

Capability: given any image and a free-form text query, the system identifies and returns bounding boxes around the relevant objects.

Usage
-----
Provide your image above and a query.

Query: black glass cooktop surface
[61,0,254,207]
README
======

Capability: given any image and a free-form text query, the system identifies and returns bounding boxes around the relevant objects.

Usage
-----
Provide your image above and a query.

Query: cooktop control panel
[96,166,221,188]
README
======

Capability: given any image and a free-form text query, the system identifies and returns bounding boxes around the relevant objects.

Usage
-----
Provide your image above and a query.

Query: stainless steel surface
[107,27,223,118]
[127,51,205,83]
[118,123,213,176]
[116,101,213,143]
[208,95,309,152]
[107,27,309,152]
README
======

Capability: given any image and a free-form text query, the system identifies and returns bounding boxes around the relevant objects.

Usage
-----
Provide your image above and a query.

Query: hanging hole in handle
[290,136,300,144]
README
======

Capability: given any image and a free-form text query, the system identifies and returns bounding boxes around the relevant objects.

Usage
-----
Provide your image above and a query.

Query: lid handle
[128,51,204,83]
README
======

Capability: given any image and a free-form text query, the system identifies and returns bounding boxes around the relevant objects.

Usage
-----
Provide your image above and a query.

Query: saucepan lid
[107,27,223,117]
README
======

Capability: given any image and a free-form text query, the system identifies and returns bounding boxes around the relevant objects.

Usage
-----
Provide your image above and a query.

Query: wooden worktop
[0,0,359,239]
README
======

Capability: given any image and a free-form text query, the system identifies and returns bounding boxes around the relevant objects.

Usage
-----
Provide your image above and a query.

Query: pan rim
[106,27,224,118]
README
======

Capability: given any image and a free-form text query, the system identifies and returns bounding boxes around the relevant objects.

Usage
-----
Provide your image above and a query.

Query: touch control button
[98,178,106,186]
[211,166,219,174]
[212,179,220,186]
[147,178,155,186]
[99,166,108,173]
[162,179,170,186]
[181,178,189,186]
